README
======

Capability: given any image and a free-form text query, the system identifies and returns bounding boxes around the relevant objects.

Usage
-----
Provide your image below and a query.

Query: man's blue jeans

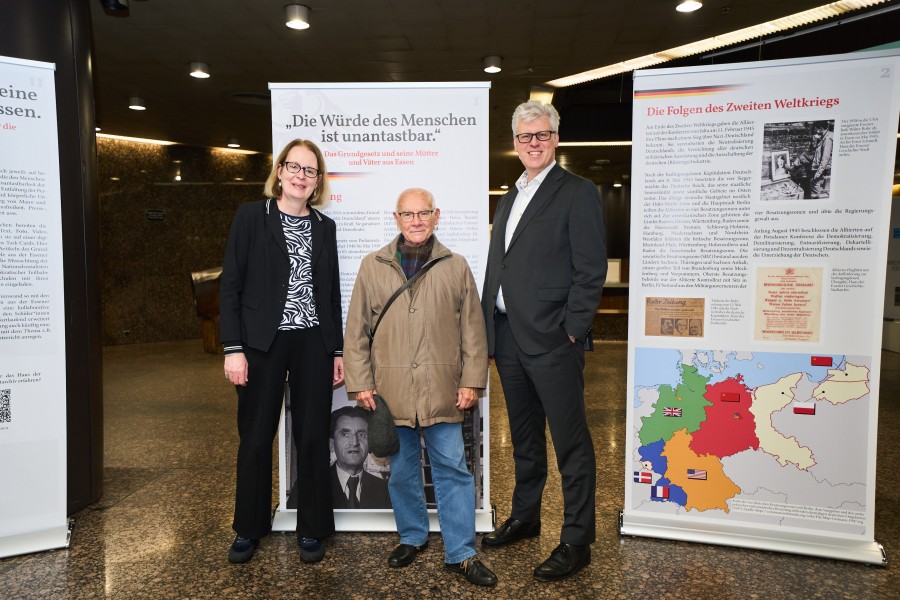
[388,421,476,564]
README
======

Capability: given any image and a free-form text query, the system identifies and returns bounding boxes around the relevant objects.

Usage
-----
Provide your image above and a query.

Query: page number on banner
[0,388,10,424]
[881,67,891,78]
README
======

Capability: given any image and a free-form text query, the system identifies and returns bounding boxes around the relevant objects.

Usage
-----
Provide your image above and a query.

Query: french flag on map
[650,485,669,499]
[793,400,816,415]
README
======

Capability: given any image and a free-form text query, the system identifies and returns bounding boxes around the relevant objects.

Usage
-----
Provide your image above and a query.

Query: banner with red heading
[0,55,69,558]
[268,82,491,532]
[624,50,900,565]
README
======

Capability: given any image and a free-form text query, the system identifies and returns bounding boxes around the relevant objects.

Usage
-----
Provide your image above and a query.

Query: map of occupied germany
[632,349,871,533]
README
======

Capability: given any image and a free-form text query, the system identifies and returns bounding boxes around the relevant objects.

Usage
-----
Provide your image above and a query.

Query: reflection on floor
[1,340,898,598]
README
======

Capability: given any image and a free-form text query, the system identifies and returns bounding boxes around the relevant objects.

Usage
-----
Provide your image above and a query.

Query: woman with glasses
[220,139,344,564]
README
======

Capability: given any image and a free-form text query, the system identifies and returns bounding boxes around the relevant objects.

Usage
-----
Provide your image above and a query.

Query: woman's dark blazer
[220,198,343,355]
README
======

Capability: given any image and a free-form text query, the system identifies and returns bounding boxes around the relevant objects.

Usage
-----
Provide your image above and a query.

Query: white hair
[511,101,560,135]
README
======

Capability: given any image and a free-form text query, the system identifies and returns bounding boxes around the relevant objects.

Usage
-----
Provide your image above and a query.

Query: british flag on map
[663,407,682,417]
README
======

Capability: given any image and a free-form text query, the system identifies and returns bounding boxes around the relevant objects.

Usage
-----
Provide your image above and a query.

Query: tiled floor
[1,340,897,598]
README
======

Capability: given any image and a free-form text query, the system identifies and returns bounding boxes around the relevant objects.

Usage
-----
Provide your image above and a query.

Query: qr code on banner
[0,389,10,423]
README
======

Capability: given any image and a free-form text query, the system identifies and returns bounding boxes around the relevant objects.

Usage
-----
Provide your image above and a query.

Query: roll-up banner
[0,55,69,558]
[886,192,900,352]
[623,50,900,565]
[269,82,492,532]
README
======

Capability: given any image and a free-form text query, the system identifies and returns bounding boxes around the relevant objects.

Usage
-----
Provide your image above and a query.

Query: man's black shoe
[387,542,428,568]
[481,517,540,547]
[227,535,259,564]
[533,542,590,581]
[445,557,498,587]
[298,536,325,563]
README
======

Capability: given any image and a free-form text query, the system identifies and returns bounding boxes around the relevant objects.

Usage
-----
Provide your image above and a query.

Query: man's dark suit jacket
[330,464,392,509]
[482,164,607,355]
[220,198,342,354]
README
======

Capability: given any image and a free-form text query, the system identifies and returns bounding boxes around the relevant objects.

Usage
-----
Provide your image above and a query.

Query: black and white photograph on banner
[771,150,791,181]
[285,388,485,512]
[286,398,391,511]
[760,120,835,200]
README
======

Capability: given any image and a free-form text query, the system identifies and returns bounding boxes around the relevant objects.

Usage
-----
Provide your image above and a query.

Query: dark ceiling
[89,0,899,188]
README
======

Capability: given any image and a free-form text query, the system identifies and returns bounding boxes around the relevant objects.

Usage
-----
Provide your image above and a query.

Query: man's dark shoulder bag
[364,258,441,457]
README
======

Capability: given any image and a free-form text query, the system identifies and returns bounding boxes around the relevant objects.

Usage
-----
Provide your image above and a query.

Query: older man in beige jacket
[344,188,496,587]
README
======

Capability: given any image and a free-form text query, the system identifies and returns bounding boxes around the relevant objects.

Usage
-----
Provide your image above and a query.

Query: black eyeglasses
[397,210,435,222]
[514,130,556,143]
[282,161,320,178]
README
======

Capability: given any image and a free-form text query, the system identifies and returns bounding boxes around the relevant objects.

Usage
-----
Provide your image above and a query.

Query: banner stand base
[619,510,886,566]
[273,506,494,533]
[0,519,71,559]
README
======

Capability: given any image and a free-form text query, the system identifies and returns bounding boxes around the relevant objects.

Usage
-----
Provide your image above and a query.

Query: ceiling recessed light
[285,4,310,30]
[128,96,145,111]
[676,0,703,12]
[483,56,502,74]
[190,62,210,79]
[227,138,240,148]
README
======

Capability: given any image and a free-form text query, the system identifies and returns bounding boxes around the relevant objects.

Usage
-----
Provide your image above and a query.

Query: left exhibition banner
[0,56,68,557]
[268,82,492,532]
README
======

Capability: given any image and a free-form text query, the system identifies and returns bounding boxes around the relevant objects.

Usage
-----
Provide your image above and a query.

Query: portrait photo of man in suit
[329,405,391,509]
[481,101,607,582]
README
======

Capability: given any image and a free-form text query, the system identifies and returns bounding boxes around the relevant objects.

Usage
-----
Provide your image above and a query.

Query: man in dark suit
[329,406,391,509]
[481,101,607,581]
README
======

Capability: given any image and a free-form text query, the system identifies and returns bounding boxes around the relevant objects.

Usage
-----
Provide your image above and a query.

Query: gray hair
[395,187,435,211]
[511,101,560,136]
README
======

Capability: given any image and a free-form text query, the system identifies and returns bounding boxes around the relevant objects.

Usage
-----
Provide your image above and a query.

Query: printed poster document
[268,82,491,532]
[0,55,68,558]
[623,50,900,565]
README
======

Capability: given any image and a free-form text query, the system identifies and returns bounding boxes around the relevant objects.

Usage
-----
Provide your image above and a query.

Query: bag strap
[368,257,443,344]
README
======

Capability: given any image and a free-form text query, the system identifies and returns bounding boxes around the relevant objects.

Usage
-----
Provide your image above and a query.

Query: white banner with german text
[269,82,491,532]
[623,50,900,565]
